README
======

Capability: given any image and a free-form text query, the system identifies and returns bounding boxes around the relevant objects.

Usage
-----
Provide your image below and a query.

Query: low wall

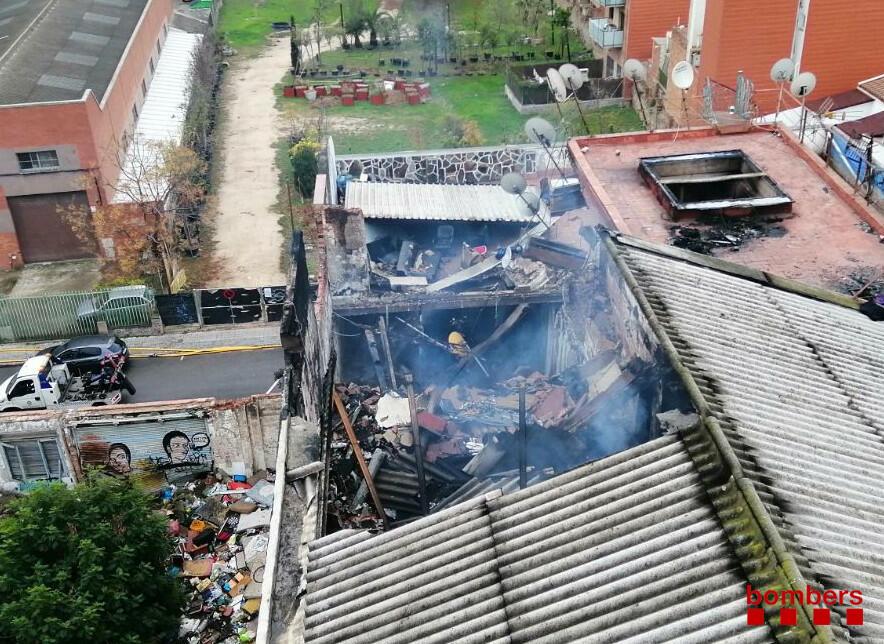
[504,84,626,114]
[336,144,572,185]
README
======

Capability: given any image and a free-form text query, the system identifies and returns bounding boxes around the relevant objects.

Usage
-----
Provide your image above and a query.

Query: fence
[0,288,154,342]
[505,59,622,106]
[155,286,287,327]
[827,130,884,214]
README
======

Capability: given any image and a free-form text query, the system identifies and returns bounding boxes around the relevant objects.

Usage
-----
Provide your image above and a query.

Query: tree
[363,10,389,48]
[343,0,367,48]
[442,115,484,147]
[63,140,207,288]
[0,477,183,643]
[291,139,321,198]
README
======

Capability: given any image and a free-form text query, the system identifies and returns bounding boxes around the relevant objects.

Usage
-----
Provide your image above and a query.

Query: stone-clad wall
[336,145,571,185]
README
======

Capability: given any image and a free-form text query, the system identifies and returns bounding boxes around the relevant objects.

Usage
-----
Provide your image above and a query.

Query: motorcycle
[83,353,136,397]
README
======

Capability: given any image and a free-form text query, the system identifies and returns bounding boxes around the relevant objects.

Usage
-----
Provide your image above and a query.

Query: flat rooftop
[570,129,884,290]
[0,0,148,105]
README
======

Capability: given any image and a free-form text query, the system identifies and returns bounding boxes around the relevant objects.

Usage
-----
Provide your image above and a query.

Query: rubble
[163,470,274,643]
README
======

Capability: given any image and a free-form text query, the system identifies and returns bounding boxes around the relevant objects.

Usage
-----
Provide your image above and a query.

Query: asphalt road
[0,349,284,404]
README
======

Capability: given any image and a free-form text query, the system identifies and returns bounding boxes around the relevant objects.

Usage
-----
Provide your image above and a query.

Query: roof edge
[607,230,861,310]
[600,230,837,644]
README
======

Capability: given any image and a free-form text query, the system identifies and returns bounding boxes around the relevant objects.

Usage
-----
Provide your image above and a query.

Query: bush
[0,477,183,643]
[290,139,321,198]
[442,115,484,147]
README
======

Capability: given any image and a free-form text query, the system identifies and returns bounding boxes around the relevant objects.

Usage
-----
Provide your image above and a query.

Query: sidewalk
[0,324,281,364]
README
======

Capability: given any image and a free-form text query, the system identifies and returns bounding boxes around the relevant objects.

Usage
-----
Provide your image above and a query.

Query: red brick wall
[625,0,691,63]
[800,0,884,103]
[697,0,884,115]
[88,0,174,197]
[0,187,23,269]
[697,0,795,114]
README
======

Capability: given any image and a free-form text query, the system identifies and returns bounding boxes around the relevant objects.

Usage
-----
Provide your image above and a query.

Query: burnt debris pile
[165,472,274,643]
[669,217,787,255]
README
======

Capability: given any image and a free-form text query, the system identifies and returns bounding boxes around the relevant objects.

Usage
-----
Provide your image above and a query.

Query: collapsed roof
[299,229,884,643]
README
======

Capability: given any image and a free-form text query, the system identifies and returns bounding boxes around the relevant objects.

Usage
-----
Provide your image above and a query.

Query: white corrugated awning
[112,28,203,204]
[343,182,543,223]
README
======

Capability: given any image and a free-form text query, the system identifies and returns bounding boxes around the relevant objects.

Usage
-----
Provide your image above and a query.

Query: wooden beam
[377,316,398,390]
[331,390,390,530]
[333,289,562,316]
[363,328,389,391]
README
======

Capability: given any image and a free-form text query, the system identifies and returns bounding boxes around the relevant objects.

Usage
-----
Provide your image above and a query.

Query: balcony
[589,18,624,48]
[592,0,626,6]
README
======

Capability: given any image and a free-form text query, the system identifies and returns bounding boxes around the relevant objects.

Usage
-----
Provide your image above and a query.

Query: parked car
[77,286,153,326]
[39,335,129,374]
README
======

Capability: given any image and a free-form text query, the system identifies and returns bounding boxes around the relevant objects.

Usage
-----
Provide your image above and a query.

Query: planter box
[294,86,307,98]
[406,92,421,105]
[341,95,355,106]
[417,83,431,98]
[314,85,327,97]
[330,85,342,96]
[370,94,385,105]
[283,86,296,98]
[355,89,369,100]
[394,80,406,91]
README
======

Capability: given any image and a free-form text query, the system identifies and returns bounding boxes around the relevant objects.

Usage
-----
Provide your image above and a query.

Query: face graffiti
[162,431,192,464]
[106,443,132,475]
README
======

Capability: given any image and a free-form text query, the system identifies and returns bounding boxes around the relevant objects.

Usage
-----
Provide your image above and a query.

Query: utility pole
[549,0,555,47]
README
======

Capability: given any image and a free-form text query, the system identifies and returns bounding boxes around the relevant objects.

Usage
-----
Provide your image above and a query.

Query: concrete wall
[0,395,282,490]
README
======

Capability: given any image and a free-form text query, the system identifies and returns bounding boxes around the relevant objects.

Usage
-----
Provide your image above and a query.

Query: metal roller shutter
[73,415,210,491]
[7,191,96,262]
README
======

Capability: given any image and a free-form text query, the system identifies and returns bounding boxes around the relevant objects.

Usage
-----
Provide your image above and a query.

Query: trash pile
[164,471,275,643]
[669,218,787,255]
[328,356,646,528]
[837,266,884,298]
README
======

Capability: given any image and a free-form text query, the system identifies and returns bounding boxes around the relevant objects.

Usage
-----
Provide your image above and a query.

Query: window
[17,150,59,172]
[2,438,65,482]
[156,38,162,55]
[149,57,155,74]
[9,379,36,398]
[132,103,138,121]
[141,78,148,97]
[162,23,167,37]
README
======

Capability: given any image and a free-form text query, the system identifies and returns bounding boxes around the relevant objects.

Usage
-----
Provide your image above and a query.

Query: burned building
[283,228,884,644]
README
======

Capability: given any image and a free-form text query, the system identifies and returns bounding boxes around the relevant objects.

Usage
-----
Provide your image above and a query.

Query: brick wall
[625,0,691,63]
[0,187,23,269]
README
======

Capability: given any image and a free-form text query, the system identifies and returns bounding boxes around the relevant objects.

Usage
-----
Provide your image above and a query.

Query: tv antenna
[671,60,695,128]
[500,172,546,227]
[623,58,649,130]
[524,117,566,178]
[791,70,816,144]
[769,58,795,125]
[559,63,590,135]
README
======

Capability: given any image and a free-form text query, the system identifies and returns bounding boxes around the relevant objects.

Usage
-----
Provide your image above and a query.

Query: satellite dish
[791,71,817,97]
[559,63,584,90]
[671,61,695,90]
[770,58,795,83]
[623,58,646,82]
[500,172,527,195]
[524,117,557,147]
[546,68,568,102]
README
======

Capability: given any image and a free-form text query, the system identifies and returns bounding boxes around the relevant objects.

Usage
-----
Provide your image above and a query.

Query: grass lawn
[218,0,337,54]
[276,72,644,155]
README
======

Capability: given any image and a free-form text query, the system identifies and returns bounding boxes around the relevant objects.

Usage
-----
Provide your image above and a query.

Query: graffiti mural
[75,420,212,491]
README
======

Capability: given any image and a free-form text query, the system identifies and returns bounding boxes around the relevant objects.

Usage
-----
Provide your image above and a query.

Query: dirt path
[208,37,289,288]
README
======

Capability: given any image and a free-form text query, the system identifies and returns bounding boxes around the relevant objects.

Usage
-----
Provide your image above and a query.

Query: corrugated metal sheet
[618,241,884,642]
[431,468,552,513]
[73,415,209,490]
[343,182,541,222]
[112,28,202,204]
[304,435,774,643]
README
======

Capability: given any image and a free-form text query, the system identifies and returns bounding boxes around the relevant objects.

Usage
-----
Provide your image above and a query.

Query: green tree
[291,139,321,198]
[0,477,182,643]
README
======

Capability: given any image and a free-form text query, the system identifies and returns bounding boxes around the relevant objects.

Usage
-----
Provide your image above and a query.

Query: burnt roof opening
[639,150,793,219]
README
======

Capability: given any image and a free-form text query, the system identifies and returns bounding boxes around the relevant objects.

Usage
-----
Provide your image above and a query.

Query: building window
[2,438,65,482]
[132,103,138,121]
[141,78,148,97]
[156,38,162,56]
[16,150,60,172]
[162,23,167,37]
[149,57,155,74]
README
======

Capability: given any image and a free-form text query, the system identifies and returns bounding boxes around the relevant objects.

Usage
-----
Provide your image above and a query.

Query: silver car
[77,286,153,325]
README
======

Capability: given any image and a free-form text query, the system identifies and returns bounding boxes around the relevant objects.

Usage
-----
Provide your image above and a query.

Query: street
[0,349,284,404]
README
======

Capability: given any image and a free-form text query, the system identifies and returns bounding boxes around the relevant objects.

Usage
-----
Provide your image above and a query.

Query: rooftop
[343,182,544,223]
[570,128,884,290]
[859,73,884,103]
[0,0,149,105]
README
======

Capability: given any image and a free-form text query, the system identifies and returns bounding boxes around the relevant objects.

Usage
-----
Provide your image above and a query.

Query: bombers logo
[746,584,863,627]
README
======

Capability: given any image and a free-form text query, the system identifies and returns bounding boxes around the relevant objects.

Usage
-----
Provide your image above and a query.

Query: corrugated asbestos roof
[304,434,775,644]
[343,182,540,222]
[616,238,884,642]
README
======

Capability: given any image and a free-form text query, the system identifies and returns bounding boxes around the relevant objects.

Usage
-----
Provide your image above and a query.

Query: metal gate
[73,414,210,491]
[7,191,96,262]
